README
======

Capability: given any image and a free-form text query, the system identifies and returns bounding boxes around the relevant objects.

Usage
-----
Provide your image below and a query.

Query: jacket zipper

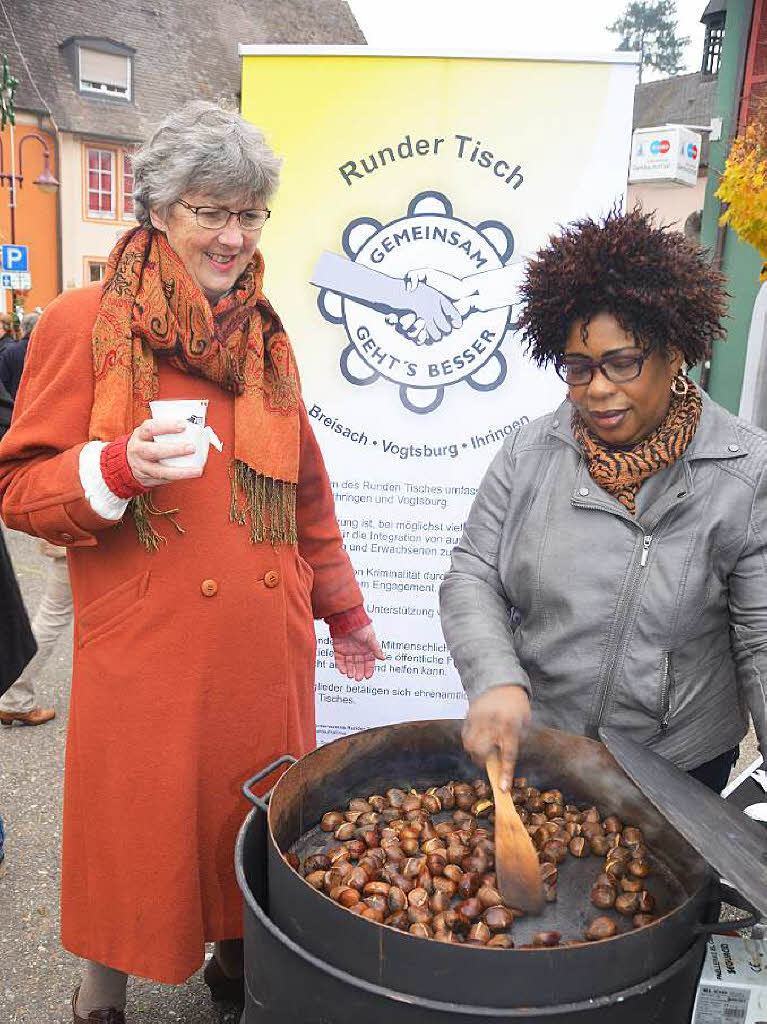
[586,525,654,731]
[658,653,672,730]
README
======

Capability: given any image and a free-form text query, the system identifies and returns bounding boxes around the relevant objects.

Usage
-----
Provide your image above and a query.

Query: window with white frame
[85,259,108,284]
[79,47,131,98]
[122,152,135,218]
[86,147,115,218]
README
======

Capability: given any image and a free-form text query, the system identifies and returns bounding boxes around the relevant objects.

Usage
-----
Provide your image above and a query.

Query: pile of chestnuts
[285,777,659,948]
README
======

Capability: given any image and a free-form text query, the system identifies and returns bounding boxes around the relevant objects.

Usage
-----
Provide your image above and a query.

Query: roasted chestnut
[467,922,491,945]
[603,815,622,833]
[321,811,345,832]
[457,872,481,899]
[363,881,390,897]
[408,905,432,925]
[590,835,611,856]
[387,886,407,912]
[539,862,558,885]
[336,886,361,908]
[620,877,643,893]
[430,890,452,913]
[303,854,331,874]
[621,826,643,847]
[444,909,472,935]
[585,917,616,941]
[433,876,457,897]
[487,934,515,948]
[568,836,588,858]
[417,869,434,895]
[532,931,561,947]
[407,886,430,909]
[632,913,656,928]
[409,922,433,939]
[305,870,327,890]
[443,864,463,884]
[477,885,503,909]
[347,866,370,891]
[361,907,385,923]
[285,852,300,871]
[628,857,651,878]
[456,897,483,920]
[541,840,567,864]
[434,785,455,810]
[483,906,514,932]
[614,891,641,916]
[385,909,409,930]
[590,885,616,909]
[637,890,655,914]
[364,894,387,914]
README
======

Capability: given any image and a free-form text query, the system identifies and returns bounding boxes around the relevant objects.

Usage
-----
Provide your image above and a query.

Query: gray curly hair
[133,101,282,226]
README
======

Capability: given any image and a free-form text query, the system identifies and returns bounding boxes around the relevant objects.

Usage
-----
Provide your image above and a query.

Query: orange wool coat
[0,286,363,983]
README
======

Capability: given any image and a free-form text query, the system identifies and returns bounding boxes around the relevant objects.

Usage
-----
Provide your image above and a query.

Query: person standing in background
[0,310,72,726]
[0,312,39,400]
[0,313,14,354]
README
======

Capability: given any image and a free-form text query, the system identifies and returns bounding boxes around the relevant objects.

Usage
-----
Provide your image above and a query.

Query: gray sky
[347,0,707,80]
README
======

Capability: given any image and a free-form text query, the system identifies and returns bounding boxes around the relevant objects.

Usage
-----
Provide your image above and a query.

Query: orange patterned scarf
[89,227,300,548]
[571,384,702,514]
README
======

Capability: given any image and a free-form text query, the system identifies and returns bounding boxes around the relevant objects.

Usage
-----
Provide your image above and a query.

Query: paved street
[0,528,240,1024]
[0,525,760,1022]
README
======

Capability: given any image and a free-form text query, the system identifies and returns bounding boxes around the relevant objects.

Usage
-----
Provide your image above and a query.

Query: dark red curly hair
[516,207,728,368]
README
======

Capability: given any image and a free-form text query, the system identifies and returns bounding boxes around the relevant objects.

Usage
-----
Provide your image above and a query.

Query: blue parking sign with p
[1,245,28,272]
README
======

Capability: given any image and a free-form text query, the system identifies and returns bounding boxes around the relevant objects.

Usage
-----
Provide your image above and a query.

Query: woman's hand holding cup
[126,419,204,488]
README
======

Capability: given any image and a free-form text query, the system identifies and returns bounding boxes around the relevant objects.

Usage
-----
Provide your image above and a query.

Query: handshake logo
[312,191,522,414]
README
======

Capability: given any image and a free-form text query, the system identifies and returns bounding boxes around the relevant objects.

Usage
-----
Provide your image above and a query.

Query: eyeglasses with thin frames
[555,350,646,386]
[174,198,271,232]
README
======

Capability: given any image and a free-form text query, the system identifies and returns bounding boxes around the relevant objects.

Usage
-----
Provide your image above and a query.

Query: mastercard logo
[650,139,671,155]
[687,143,698,159]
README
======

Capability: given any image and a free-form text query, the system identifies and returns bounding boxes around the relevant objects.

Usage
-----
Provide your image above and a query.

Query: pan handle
[242,755,297,812]
[695,880,761,934]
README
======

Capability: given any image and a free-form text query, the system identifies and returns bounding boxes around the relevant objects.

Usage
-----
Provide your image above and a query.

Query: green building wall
[699,0,763,414]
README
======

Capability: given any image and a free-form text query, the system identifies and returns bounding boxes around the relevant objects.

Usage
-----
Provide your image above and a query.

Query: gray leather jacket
[440,391,767,770]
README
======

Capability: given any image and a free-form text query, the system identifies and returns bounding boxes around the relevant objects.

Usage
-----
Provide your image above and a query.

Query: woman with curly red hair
[441,207,766,795]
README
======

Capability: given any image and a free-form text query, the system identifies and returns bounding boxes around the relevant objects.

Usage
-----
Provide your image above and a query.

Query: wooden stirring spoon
[486,751,544,914]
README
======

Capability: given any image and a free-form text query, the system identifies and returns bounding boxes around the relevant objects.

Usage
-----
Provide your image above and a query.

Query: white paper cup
[149,399,211,469]
[744,803,767,823]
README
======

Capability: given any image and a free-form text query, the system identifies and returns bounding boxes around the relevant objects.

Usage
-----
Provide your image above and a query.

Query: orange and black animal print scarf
[89,227,301,549]
[571,385,702,514]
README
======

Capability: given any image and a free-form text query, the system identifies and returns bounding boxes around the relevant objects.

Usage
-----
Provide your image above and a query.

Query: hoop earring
[670,372,689,397]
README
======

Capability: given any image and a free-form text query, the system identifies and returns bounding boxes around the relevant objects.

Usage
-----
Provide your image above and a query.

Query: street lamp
[0,130,59,320]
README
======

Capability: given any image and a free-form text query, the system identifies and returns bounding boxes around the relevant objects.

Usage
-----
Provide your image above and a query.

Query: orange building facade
[0,116,59,315]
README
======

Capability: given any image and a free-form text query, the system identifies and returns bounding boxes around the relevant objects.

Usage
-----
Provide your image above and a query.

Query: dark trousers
[688,746,739,795]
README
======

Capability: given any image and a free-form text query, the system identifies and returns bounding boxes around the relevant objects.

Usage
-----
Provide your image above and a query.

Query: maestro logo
[650,138,671,155]
[312,191,522,414]
[687,142,698,159]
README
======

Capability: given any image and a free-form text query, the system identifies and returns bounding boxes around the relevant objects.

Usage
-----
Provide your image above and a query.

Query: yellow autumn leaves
[717,122,767,280]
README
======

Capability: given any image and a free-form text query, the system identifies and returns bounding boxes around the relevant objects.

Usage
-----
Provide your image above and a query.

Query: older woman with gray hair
[0,101,382,1021]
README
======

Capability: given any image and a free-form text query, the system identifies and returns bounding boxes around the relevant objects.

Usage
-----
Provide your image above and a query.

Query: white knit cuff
[78,441,130,522]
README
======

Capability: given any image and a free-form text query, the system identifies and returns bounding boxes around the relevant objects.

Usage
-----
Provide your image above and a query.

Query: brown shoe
[0,706,55,727]
[72,986,126,1023]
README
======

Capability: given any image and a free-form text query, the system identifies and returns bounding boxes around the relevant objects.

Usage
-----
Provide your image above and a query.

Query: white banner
[240,49,637,743]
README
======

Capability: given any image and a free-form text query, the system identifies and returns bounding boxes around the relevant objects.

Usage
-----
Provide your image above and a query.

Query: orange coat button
[200,579,218,597]
[264,570,280,589]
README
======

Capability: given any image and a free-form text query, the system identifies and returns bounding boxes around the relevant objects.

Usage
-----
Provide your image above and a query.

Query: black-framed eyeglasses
[555,350,645,386]
[174,198,271,232]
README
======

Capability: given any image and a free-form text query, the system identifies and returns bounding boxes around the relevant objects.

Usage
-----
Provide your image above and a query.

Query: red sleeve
[325,604,371,638]
[296,400,365,619]
[100,434,148,498]
[0,287,120,547]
